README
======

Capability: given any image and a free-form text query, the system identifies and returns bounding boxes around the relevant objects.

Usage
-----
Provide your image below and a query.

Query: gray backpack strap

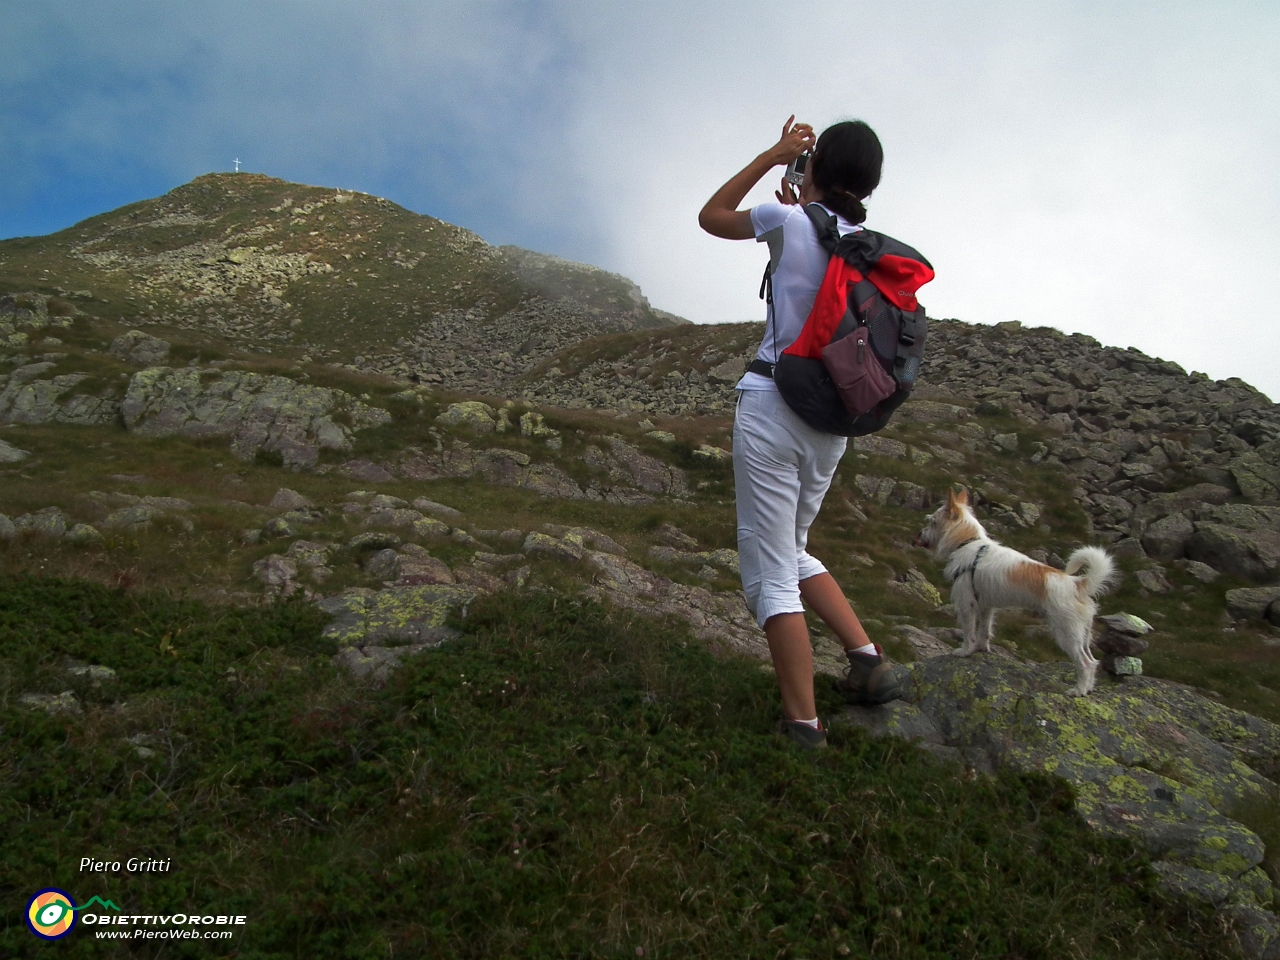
[894,307,927,388]
[803,203,839,256]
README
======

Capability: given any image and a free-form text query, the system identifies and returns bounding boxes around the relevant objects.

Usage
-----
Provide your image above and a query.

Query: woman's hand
[698,115,815,239]
[772,116,811,204]
[768,115,816,166]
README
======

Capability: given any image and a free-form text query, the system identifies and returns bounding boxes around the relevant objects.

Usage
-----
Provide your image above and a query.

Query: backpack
[761,204,934,436]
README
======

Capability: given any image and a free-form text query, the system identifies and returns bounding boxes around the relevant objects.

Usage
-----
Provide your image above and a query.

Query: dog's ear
[947,486,969,514]
[954,486,969,507]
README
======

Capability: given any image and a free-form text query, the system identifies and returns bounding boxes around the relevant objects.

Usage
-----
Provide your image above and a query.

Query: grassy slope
[4,345,1278,722]
[0,580,1229,959]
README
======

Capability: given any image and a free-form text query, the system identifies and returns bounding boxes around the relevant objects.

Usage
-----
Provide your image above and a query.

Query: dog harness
[954,540,990,608]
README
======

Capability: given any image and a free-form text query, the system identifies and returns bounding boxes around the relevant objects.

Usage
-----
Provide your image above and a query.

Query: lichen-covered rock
[400,444,587,499]
[836,654,1280,919]
[363,548,401,581]
[396,545,454,585]
[518,411,561,445]
[66,664,117,683]
[1226,586,1280,622]
[347,532,401,551]
[0,438,30,462]
[20,691,82,716]
[253,554,297,587]
[366,507,425,530]
[436,401,497,432]
[0,513,15,540]
[887,568,944,607]
[1092,614,1153,674]
[587,436,689,498]
[853,435,908,459]
[581,550,768,661]
[411,497,462,520]
[65,523,103,544]
[1143,513,1194,561]
[268,487,312,511]
[1189,522,1280,581]
[853,474,930,510]
[522,531,585,562]
[1135,568,1173,594]
[285,540,333,568]
[103,504,160,530]
[647,544,739,574]
[1185,561,1221,583]
[655,522,699,550]
[318,583,474,648]
[0,366,121,426]
[1230,452,1280,504]
[340,459,395,483]
[453,566,505,593]
[693,444,730,461]
[108,330,170,365]
[121,367,391,469]
[541,524,628,557]
[261,516,298,538]
[15,507,67,538]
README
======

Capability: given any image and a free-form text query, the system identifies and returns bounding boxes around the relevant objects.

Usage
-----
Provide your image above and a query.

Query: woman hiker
[698,116,903,750]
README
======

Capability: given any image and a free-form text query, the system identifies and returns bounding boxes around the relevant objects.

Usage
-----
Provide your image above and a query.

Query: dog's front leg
[951,585,981,657]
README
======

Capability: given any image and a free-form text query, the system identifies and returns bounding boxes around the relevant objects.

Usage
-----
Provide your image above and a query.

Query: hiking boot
[778,718,828,750]
[834,645,902,705]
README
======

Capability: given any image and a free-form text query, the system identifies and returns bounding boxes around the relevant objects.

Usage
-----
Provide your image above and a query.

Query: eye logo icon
[27,888,78,940]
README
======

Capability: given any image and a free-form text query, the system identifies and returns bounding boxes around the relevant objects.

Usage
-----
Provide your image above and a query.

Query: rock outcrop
[0,362,121,426]
[838,652,1280,928]
[121,367,391,468]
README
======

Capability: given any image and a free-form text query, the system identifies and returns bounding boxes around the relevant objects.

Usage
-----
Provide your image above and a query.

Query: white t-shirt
[735,202,863,392]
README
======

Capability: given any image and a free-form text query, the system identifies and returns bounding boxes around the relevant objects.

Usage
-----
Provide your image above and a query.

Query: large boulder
[1230,453,1280,504]
[1187,505,1280,581]
[14,507,67,538]
[0,364,121,426]
[435,401,497,433]
[318,584,474,649]
[0,438,30,462]
[1142,513,1194,562]
[121,368,391,469]
[836,654,1280,919]
[1225,586,1280,622]
[108,330,170,366]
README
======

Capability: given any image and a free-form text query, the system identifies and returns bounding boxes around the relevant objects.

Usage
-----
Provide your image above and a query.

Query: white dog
[914,488,1117,696]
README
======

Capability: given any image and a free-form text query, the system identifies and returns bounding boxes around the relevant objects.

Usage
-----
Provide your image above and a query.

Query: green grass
[0,576,1233,958]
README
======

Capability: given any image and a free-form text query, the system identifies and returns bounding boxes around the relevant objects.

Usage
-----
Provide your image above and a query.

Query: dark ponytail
[809,121,882,225]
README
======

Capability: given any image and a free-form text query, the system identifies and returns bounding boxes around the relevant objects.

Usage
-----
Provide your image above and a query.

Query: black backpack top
[761,204,934,436]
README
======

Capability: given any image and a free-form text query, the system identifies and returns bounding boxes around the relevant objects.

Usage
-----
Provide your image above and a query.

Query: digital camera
[785,152,811,187]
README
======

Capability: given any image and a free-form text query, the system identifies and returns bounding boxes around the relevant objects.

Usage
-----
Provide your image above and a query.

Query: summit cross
[234,158,241,173]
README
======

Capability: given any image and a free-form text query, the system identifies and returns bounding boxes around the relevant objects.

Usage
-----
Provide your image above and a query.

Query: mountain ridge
[0,172,686,373]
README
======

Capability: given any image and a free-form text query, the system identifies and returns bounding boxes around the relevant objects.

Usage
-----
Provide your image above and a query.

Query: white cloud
[549,1,1280,398]
[4,1,1278,399]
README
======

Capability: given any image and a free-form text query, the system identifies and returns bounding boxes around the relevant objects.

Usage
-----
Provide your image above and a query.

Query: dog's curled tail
[1064,546,1117,598]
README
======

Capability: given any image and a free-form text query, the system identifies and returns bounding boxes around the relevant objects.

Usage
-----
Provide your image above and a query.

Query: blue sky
[4,1,1278,399]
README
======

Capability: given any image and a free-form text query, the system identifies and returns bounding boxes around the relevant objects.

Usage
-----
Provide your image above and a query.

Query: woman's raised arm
[698,116,815,240]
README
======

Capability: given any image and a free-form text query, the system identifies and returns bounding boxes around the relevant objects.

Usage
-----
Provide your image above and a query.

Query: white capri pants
[733,389,847,628]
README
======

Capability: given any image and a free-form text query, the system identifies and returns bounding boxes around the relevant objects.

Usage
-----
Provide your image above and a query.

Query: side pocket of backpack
[820,325,897,416]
